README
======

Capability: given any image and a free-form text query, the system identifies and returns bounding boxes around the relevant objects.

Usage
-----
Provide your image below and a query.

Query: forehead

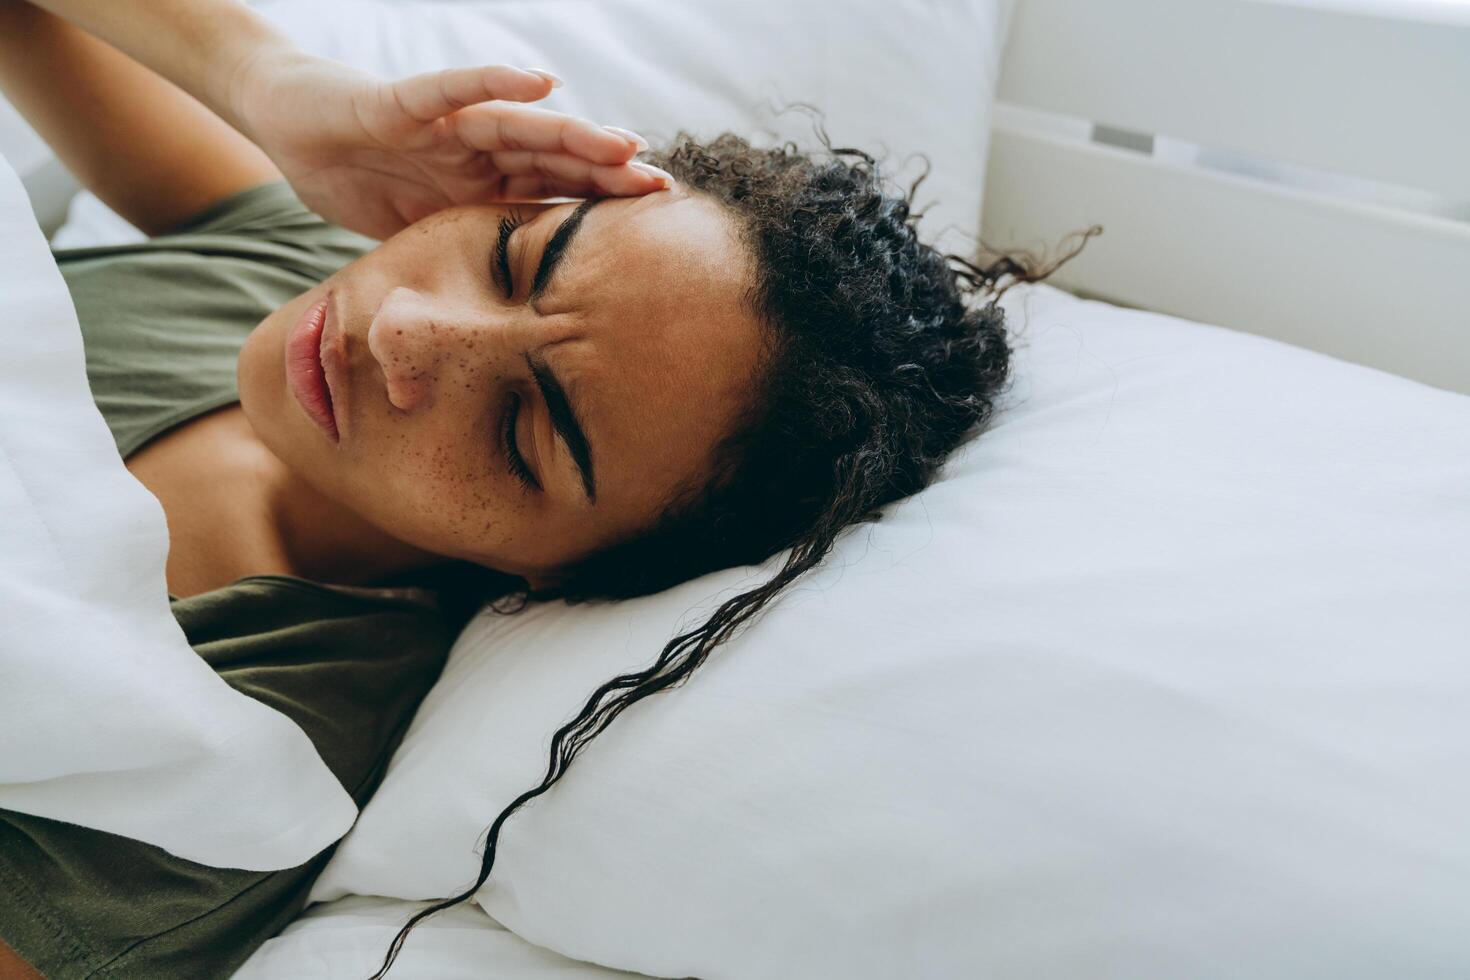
[536,190,747,311]
[525,192,766,519]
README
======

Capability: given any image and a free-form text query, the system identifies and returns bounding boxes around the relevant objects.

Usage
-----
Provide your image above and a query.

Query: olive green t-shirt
[56,179,373,461]
[0,183,508,979]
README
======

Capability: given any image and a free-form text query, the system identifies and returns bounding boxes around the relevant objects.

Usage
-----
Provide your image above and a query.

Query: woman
[0,0,1066,977]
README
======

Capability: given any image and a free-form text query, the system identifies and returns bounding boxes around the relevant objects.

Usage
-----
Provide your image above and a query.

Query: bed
[3,0,1468,977]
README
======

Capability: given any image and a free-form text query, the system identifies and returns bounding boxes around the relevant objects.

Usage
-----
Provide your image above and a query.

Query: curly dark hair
[370,119,1096,978]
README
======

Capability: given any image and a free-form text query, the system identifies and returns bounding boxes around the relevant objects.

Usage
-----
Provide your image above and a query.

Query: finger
[495,154,673,199]
[501,174,604,201]
[453,103,644,166]
[390,65,556,122]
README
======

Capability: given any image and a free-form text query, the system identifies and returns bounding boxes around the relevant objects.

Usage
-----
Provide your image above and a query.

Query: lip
[284,293,341,444]
[319,294,349,440]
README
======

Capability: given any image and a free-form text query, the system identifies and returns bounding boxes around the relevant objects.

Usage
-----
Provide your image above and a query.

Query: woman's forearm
[0,0,282,236]
[16,0,299,134]
[6,0,661,239]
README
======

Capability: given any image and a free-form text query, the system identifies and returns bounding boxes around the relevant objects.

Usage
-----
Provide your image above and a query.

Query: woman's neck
[256,448,446,590]
[128,405,445,598]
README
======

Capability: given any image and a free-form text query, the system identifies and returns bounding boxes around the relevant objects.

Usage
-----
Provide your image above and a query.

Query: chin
[236,306,305,470]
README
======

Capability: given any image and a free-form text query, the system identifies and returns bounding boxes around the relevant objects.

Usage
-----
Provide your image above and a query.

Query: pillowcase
[0,150,356,871]
[311,282,1470,977]
[51,0,1013,257]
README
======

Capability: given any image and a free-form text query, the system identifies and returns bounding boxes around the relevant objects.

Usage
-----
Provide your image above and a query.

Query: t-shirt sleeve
[156,179,378,280]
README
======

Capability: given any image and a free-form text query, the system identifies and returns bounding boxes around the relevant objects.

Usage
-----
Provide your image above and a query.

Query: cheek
[364,420,536,553]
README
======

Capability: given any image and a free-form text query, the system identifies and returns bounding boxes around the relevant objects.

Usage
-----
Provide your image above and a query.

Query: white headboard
[981,0,1470,396]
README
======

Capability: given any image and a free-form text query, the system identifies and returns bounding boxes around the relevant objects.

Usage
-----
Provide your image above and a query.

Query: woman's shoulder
[155,179,378,257]
[51,180,378,292]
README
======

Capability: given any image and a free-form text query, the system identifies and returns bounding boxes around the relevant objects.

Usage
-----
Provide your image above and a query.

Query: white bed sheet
[233,895,639,979]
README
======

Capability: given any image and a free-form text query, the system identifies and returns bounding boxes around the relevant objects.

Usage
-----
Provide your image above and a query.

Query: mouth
[319,294,349,439]
[284,292,344,444]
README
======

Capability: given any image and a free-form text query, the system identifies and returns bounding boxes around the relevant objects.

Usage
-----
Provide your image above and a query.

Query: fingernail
[630,161,675,188]
[603,125,649,152]
[525,68,563,88]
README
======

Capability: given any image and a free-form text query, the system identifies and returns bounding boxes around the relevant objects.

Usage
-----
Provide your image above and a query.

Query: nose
[366,286,488,412]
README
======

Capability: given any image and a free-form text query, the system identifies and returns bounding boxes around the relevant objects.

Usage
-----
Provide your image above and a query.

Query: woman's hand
[231,50,671,240]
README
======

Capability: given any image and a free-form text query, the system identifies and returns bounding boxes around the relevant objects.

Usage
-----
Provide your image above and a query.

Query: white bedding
[307,281,1470,979]
[0,149,355,872]
[233,895,635,979]
[229,279,1470,979]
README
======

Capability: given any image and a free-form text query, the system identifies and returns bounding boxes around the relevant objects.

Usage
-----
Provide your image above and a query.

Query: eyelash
[502,391,540,493]
[494,212,526,298]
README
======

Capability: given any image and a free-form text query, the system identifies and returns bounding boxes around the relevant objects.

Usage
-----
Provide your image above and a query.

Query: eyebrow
[524,350,595,504]
[528,196,605,313]
[518,196,608,504]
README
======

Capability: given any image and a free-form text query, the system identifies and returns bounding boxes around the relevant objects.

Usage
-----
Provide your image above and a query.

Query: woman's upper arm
[0,936,44,980]
[0,1,282,237]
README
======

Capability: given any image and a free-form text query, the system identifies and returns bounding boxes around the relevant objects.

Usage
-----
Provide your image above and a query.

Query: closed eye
[484,203,601,506]
[492,211,526,299]
[502,391,541,493]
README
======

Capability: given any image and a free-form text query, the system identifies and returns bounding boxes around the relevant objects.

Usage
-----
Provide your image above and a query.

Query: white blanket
[0,151,355,871]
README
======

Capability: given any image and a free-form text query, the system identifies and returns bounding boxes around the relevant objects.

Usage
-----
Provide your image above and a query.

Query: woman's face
[237,187,765,588]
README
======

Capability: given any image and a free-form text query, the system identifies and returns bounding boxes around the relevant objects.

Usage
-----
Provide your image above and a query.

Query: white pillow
[0,150,356,871]
[311,283,1470,977]
[51,0,1013,258]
